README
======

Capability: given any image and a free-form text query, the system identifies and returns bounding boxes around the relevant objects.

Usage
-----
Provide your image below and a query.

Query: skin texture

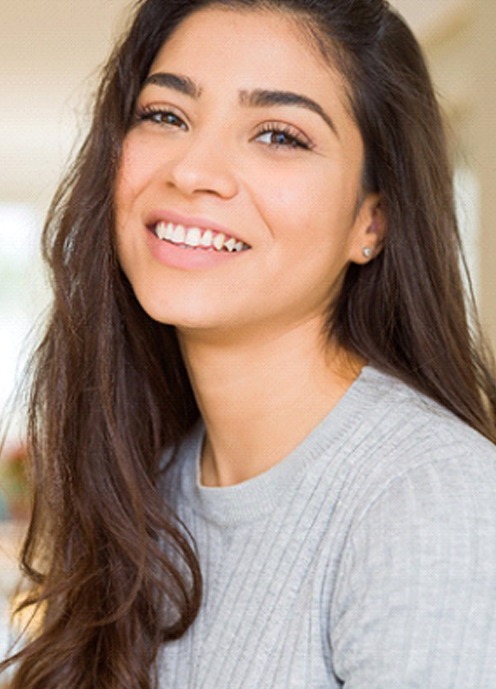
[115,6,385,486]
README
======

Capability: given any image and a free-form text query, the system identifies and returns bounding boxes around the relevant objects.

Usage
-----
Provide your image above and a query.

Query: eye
[134,105,188,130]
[255,123,313,151]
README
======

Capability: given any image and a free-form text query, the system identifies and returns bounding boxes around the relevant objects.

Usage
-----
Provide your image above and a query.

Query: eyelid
[255,121,315,150]
[134,101,189,128]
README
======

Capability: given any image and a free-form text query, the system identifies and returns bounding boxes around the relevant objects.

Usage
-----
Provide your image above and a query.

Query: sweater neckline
[179,365,385,526]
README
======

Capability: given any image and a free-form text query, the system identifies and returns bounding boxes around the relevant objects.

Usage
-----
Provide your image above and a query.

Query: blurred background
[0,0,495,662]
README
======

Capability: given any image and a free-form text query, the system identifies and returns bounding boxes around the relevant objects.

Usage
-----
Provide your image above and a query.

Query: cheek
[115,152,136,222]
[254,163,351,244]
[115,136,156,213]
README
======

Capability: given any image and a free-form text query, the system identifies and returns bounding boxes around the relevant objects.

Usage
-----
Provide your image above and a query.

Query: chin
[133,294,224,332]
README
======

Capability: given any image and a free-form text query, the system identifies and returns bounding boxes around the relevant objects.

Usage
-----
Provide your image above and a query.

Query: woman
[2,0,496,686]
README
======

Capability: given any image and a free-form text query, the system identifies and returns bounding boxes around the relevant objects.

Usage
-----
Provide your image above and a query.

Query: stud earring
[362,247,372,259]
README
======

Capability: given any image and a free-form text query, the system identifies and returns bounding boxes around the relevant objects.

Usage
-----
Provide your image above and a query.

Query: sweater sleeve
[330,452,496,689]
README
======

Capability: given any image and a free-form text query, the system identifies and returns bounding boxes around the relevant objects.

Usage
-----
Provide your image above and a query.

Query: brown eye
[255,124,313,150]
[135,107,187,130]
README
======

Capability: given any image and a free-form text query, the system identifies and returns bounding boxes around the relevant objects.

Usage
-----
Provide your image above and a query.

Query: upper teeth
[154,221,249,253]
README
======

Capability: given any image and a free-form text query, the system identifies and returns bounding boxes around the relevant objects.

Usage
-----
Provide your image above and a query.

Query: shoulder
[353,365,495,455]
[328,370,496,686]
[341,366,496,520]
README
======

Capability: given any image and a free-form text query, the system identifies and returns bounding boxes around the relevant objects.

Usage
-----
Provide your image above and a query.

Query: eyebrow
[143,72,202,98]
[142,72,338,137]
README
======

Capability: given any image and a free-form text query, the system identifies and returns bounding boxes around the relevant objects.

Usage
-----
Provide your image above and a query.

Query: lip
[145,228,249,271]
[144,208,249,246]
[142,208,251,271]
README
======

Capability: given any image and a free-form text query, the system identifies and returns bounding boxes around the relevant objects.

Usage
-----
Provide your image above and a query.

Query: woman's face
[115,6,379,343]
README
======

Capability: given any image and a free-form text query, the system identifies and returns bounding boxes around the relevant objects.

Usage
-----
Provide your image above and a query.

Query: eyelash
[256,123,314,151]
[134,105,187,129]
[134,106,314,151]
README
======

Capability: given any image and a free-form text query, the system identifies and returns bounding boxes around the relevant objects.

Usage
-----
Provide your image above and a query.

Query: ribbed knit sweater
[158,366,496,688]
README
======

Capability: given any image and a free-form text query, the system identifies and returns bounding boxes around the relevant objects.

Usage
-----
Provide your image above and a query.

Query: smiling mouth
[153,221,250,253]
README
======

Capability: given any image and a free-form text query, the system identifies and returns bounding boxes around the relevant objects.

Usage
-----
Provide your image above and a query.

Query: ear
[348,193,387,265]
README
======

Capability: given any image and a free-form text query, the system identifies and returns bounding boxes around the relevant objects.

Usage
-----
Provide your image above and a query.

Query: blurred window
[0,203,46,436]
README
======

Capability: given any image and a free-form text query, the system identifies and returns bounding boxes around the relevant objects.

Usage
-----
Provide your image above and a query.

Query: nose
[164,129,240,200]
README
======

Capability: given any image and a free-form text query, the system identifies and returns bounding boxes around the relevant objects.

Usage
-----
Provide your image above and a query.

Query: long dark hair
[2,0,495,686]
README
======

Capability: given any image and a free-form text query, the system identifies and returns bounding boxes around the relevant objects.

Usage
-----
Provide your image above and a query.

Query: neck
[178,321,363,487]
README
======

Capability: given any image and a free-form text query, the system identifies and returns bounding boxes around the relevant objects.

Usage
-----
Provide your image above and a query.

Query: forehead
[148,6,350,109]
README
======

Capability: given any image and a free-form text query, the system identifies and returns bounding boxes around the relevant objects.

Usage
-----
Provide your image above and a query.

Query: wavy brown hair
[2,0,495,686]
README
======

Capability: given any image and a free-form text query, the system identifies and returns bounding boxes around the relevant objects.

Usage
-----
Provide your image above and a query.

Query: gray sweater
[158,366,496,688]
